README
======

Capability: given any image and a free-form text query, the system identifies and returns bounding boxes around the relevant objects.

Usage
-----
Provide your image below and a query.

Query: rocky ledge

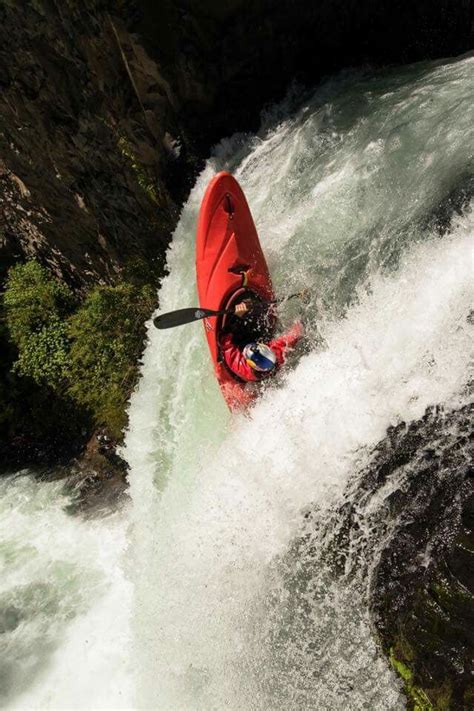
[323,400,473,709]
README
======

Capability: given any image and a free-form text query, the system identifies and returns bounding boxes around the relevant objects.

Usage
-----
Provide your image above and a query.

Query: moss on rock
[389,647,435,710]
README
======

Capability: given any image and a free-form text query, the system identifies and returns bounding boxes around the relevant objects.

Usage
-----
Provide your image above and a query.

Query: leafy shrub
[67,283,155,436]
[13,318,70,387]
[3,261,75,388]
[3,261,75,347]
[0,288,88,465]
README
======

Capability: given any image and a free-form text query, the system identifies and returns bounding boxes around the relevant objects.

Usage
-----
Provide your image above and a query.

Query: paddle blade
[153,307,218,329]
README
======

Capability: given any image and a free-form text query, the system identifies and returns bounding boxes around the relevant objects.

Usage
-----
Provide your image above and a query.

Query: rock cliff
[0,0,181,290]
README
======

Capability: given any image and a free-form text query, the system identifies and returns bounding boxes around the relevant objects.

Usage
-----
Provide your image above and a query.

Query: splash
[0,475,132,709]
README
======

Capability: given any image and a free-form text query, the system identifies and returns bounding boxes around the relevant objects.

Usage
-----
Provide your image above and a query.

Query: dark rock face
[62,429,130,515]
[371,405,473,710]
[0,0,185,290]
[328,402,473,708]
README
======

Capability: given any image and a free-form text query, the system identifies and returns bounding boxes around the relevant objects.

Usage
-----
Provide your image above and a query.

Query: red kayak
[196,172,275,410]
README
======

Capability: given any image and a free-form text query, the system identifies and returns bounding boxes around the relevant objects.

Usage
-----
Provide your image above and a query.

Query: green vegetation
[67,283,155,437]
[4,261,74,351]
[389,647,434,711]
[118,135,160,204]
[1,261,156,460]
[13,318,70,387]
[3,261,74,389]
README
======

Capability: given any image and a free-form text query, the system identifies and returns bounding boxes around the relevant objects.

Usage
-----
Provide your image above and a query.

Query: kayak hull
[195,172,275,409]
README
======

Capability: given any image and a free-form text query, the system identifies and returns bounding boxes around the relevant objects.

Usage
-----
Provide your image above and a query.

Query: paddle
[153,290,310,330]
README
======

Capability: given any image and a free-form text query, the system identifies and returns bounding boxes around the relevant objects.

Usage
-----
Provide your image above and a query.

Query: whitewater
[1,54,473,709]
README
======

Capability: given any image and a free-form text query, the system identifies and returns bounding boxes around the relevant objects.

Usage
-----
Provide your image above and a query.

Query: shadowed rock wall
[0,0,188,290]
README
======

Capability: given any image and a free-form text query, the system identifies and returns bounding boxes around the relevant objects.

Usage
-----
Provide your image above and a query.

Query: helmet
[243,342,277,372]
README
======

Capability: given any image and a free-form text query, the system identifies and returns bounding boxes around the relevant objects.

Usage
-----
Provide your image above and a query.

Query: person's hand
[292,320,304,339]
[234,302,249,317]
[298,288,312,304]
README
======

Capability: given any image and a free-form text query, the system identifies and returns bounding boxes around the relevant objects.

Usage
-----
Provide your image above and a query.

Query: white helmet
[243,342,277,372]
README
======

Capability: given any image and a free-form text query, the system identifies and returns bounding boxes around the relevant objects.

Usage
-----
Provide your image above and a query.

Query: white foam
[124,54,474,709]
[0,477,132,709]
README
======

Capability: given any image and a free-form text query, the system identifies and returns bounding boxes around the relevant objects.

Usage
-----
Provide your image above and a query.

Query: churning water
[1,54,473,709]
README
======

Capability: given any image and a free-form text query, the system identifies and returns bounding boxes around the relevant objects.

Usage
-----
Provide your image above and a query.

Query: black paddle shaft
[153,306,233,330]
[153,291,308,330]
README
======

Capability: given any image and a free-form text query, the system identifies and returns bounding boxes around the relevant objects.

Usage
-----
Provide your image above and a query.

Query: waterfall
[1,54,472,709]
[125,55,473,709]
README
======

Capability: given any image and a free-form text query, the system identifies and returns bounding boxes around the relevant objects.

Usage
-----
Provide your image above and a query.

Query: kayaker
[220,300,303,382]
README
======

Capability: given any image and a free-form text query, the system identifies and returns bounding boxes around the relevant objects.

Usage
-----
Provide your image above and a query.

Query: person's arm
[220,333,260,382]
[268,321,304,366]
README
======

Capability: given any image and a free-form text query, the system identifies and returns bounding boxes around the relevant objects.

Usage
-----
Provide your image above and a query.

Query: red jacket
[220,321,303,382]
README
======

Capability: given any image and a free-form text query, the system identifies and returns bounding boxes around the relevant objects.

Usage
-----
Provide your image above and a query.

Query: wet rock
[63,429,129,515]
[324,401,473,708]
